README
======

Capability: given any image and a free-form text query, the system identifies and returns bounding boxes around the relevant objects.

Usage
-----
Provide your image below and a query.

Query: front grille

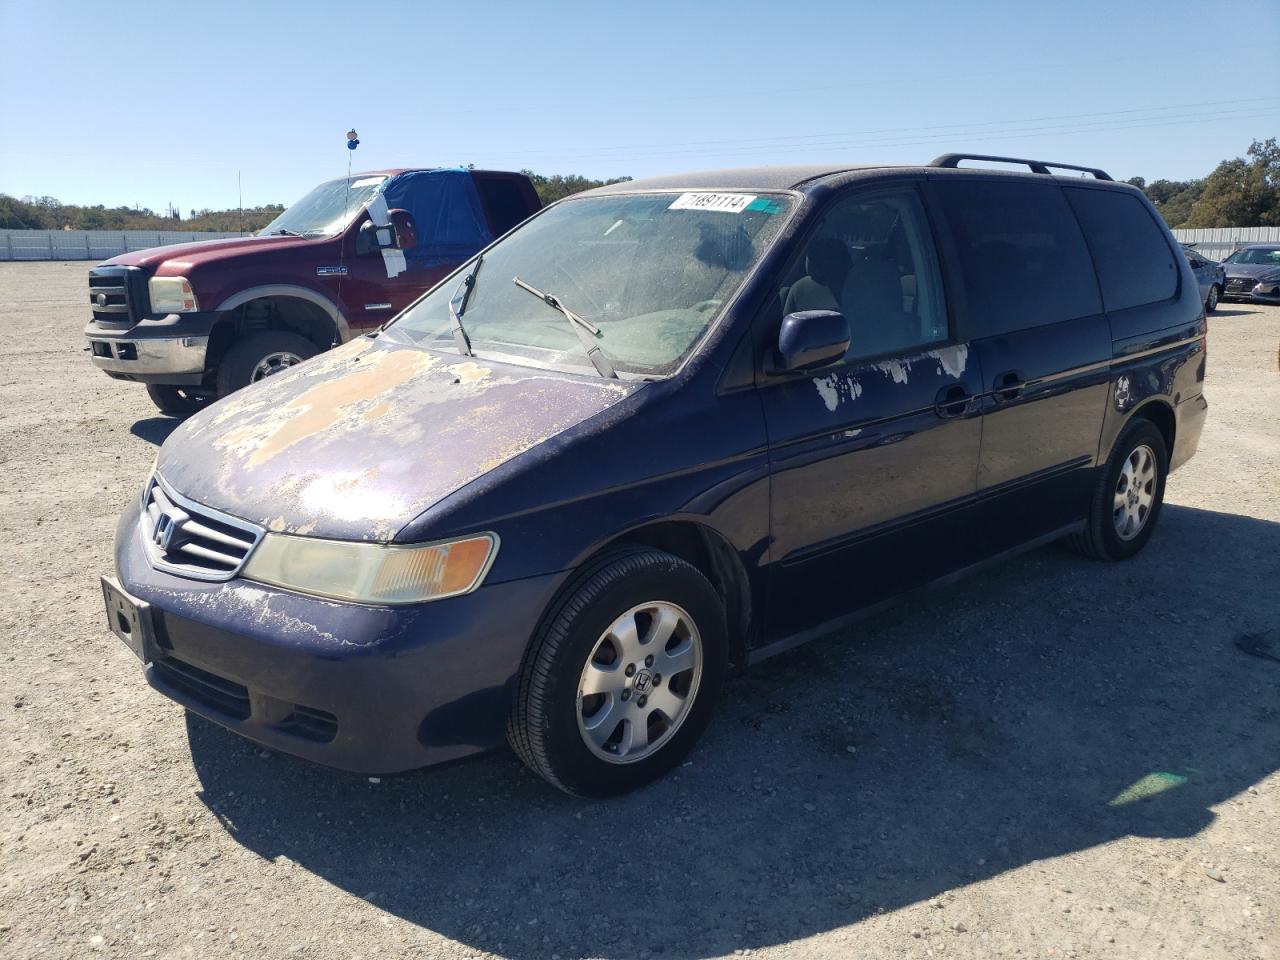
[88,266,144,324]
[154,657,251,720]
[141,475,264,581]
[1226,278,1251,291]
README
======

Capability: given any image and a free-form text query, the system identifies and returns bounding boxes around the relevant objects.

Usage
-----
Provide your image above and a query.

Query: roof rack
[929,153,1112,181]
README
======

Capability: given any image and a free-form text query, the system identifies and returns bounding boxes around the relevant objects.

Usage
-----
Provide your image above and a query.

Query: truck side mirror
[388,209,417,251]
[356,209,417,255]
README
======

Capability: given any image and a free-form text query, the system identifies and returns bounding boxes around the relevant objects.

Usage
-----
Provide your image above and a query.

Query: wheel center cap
[632,669,653,695]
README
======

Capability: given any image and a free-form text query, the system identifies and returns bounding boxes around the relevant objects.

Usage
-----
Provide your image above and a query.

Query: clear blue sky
[1,0,1277,213]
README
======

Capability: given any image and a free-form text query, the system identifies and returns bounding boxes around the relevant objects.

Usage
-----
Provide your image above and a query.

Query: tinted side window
[475,176,535,236]
[933,179,1101,336]
[1066,188,1178,311]
[780,187,947,362]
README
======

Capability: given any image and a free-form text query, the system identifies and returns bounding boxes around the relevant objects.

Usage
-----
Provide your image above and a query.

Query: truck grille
[89,266,144,324]
[141,475,264,581]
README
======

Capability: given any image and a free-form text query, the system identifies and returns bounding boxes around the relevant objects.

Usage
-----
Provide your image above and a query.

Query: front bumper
[110,497,563,773]
[1250,282,1280,305]
[85,311,218,385]
[1222,278,1259,300]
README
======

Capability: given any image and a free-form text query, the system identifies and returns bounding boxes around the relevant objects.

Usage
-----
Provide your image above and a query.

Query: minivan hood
[157,337,637,541]
[104,234,312,270]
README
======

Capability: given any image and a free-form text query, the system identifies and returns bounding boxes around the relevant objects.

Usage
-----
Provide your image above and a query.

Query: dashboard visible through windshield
[388,191,795,378]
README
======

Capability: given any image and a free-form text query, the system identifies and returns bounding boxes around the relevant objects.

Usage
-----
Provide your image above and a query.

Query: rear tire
[1068,419,1168,561]
[215,330,318,398]
[145,384,211,418]
[508,546,727,797]
[1206,284,1220,313]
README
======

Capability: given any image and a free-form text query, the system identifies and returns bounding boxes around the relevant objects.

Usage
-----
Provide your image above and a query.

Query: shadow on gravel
[186,504,1280,958]
[130,416,182,446]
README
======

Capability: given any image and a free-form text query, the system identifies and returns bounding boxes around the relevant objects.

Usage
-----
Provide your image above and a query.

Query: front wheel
[508,546,727,797]
[1206,284,1220,313]
[145,383,212,418]
[215,330,319,398]
[1068,419,1168,561]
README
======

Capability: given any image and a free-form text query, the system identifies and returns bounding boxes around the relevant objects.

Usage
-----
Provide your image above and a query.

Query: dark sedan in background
[1221,244,1280,304]
[1182,246,1225,312]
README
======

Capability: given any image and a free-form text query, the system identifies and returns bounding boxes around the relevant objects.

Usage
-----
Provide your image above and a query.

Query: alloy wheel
[251,351,303,382]
[1113,443,1157,541]
[576,601,703,764]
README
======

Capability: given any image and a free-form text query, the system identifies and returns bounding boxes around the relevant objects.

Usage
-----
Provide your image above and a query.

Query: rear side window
[475,176,536,237]
[1065,188,1178,311]
[933,179,1101,336]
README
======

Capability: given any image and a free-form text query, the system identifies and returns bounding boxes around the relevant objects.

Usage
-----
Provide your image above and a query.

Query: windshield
[389,191,793,377]
[259,175,387,238]
[1224,247,1280,265]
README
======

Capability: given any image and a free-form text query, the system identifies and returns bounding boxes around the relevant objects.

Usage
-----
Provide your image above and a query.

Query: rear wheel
[1206,284,1220,313]
[215,330,318,398]
[145,383,212,418]
[508,546,727,797]
[1068,419,1168,561]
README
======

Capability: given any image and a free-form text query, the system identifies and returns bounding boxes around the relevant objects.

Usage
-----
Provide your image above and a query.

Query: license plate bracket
[101,576,157,663]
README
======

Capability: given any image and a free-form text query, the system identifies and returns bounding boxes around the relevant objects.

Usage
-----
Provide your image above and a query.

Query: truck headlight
[148,276,199,314]
[241,532,499,605]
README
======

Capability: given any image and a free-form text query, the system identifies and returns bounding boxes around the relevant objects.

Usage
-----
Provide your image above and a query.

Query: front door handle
[992,369,1025,403]
[934,384,972,419]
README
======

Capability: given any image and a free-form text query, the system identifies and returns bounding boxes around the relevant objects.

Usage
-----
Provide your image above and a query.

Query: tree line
[1126,138,1278,228]
[2,141,1276,232]
[0,170,634,233]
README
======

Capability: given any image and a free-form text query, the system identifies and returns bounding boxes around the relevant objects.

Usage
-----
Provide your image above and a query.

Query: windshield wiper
[511,276,616,379]
[270,228,306,237]
[447,255,484,357]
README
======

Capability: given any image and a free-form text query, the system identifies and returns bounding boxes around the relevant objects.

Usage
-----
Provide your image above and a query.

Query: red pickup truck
[84,168,541,415]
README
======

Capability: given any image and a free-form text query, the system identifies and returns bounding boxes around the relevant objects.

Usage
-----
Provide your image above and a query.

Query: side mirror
[388,208,417,251]
[775,310,850,372]
[356,209,417,255]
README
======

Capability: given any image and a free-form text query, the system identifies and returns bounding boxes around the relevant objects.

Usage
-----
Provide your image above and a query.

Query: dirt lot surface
[1,260,1277,960]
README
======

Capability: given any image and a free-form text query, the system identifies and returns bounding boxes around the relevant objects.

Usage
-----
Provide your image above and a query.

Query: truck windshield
[259,176,386,238]
[387,191,794,377]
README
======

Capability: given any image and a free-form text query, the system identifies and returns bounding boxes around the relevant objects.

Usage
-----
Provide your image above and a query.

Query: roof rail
[929,153,1113,181]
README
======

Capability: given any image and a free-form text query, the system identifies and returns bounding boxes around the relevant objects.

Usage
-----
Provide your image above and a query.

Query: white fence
[1173,226,1280,263]
[0,230,242,261]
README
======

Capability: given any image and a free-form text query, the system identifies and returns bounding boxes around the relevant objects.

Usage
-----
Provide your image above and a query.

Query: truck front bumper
[85,311,218,385]
[88,335,209,383]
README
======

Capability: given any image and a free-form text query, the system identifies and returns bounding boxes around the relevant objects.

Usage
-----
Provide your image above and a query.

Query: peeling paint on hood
[157,337,636,541]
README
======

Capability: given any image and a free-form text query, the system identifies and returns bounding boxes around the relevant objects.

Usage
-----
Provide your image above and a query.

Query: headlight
[148,276,199,314]
[241,532,499,605]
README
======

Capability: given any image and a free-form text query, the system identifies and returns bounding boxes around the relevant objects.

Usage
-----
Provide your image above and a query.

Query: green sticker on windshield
[745,198,782,214]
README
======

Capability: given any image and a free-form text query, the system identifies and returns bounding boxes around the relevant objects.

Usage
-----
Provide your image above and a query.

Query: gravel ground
[1,260,1277,960]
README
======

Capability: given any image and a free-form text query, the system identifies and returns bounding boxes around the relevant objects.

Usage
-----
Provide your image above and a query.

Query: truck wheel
[508,546,727,797]
[215,330,318,398]
[145,384,211,418]
[1068,419,1168,561]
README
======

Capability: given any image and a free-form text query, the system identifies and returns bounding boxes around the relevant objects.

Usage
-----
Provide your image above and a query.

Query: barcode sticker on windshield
[669,192,757,213]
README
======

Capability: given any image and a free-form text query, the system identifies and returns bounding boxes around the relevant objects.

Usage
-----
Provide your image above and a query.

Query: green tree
[1183,139,1280,228]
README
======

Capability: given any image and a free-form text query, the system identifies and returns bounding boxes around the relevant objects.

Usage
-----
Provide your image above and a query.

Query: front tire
[215,330,318,398]
[1069,419,1168,561]
[1206,284,1220,313]
[508,546,727,797]
[145,383,212,418]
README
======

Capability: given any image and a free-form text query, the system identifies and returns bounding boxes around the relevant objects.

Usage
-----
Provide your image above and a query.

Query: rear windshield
[389,191,794,377]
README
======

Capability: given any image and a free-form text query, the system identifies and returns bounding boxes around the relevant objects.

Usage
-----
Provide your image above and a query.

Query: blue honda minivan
[103,154,1208,796]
